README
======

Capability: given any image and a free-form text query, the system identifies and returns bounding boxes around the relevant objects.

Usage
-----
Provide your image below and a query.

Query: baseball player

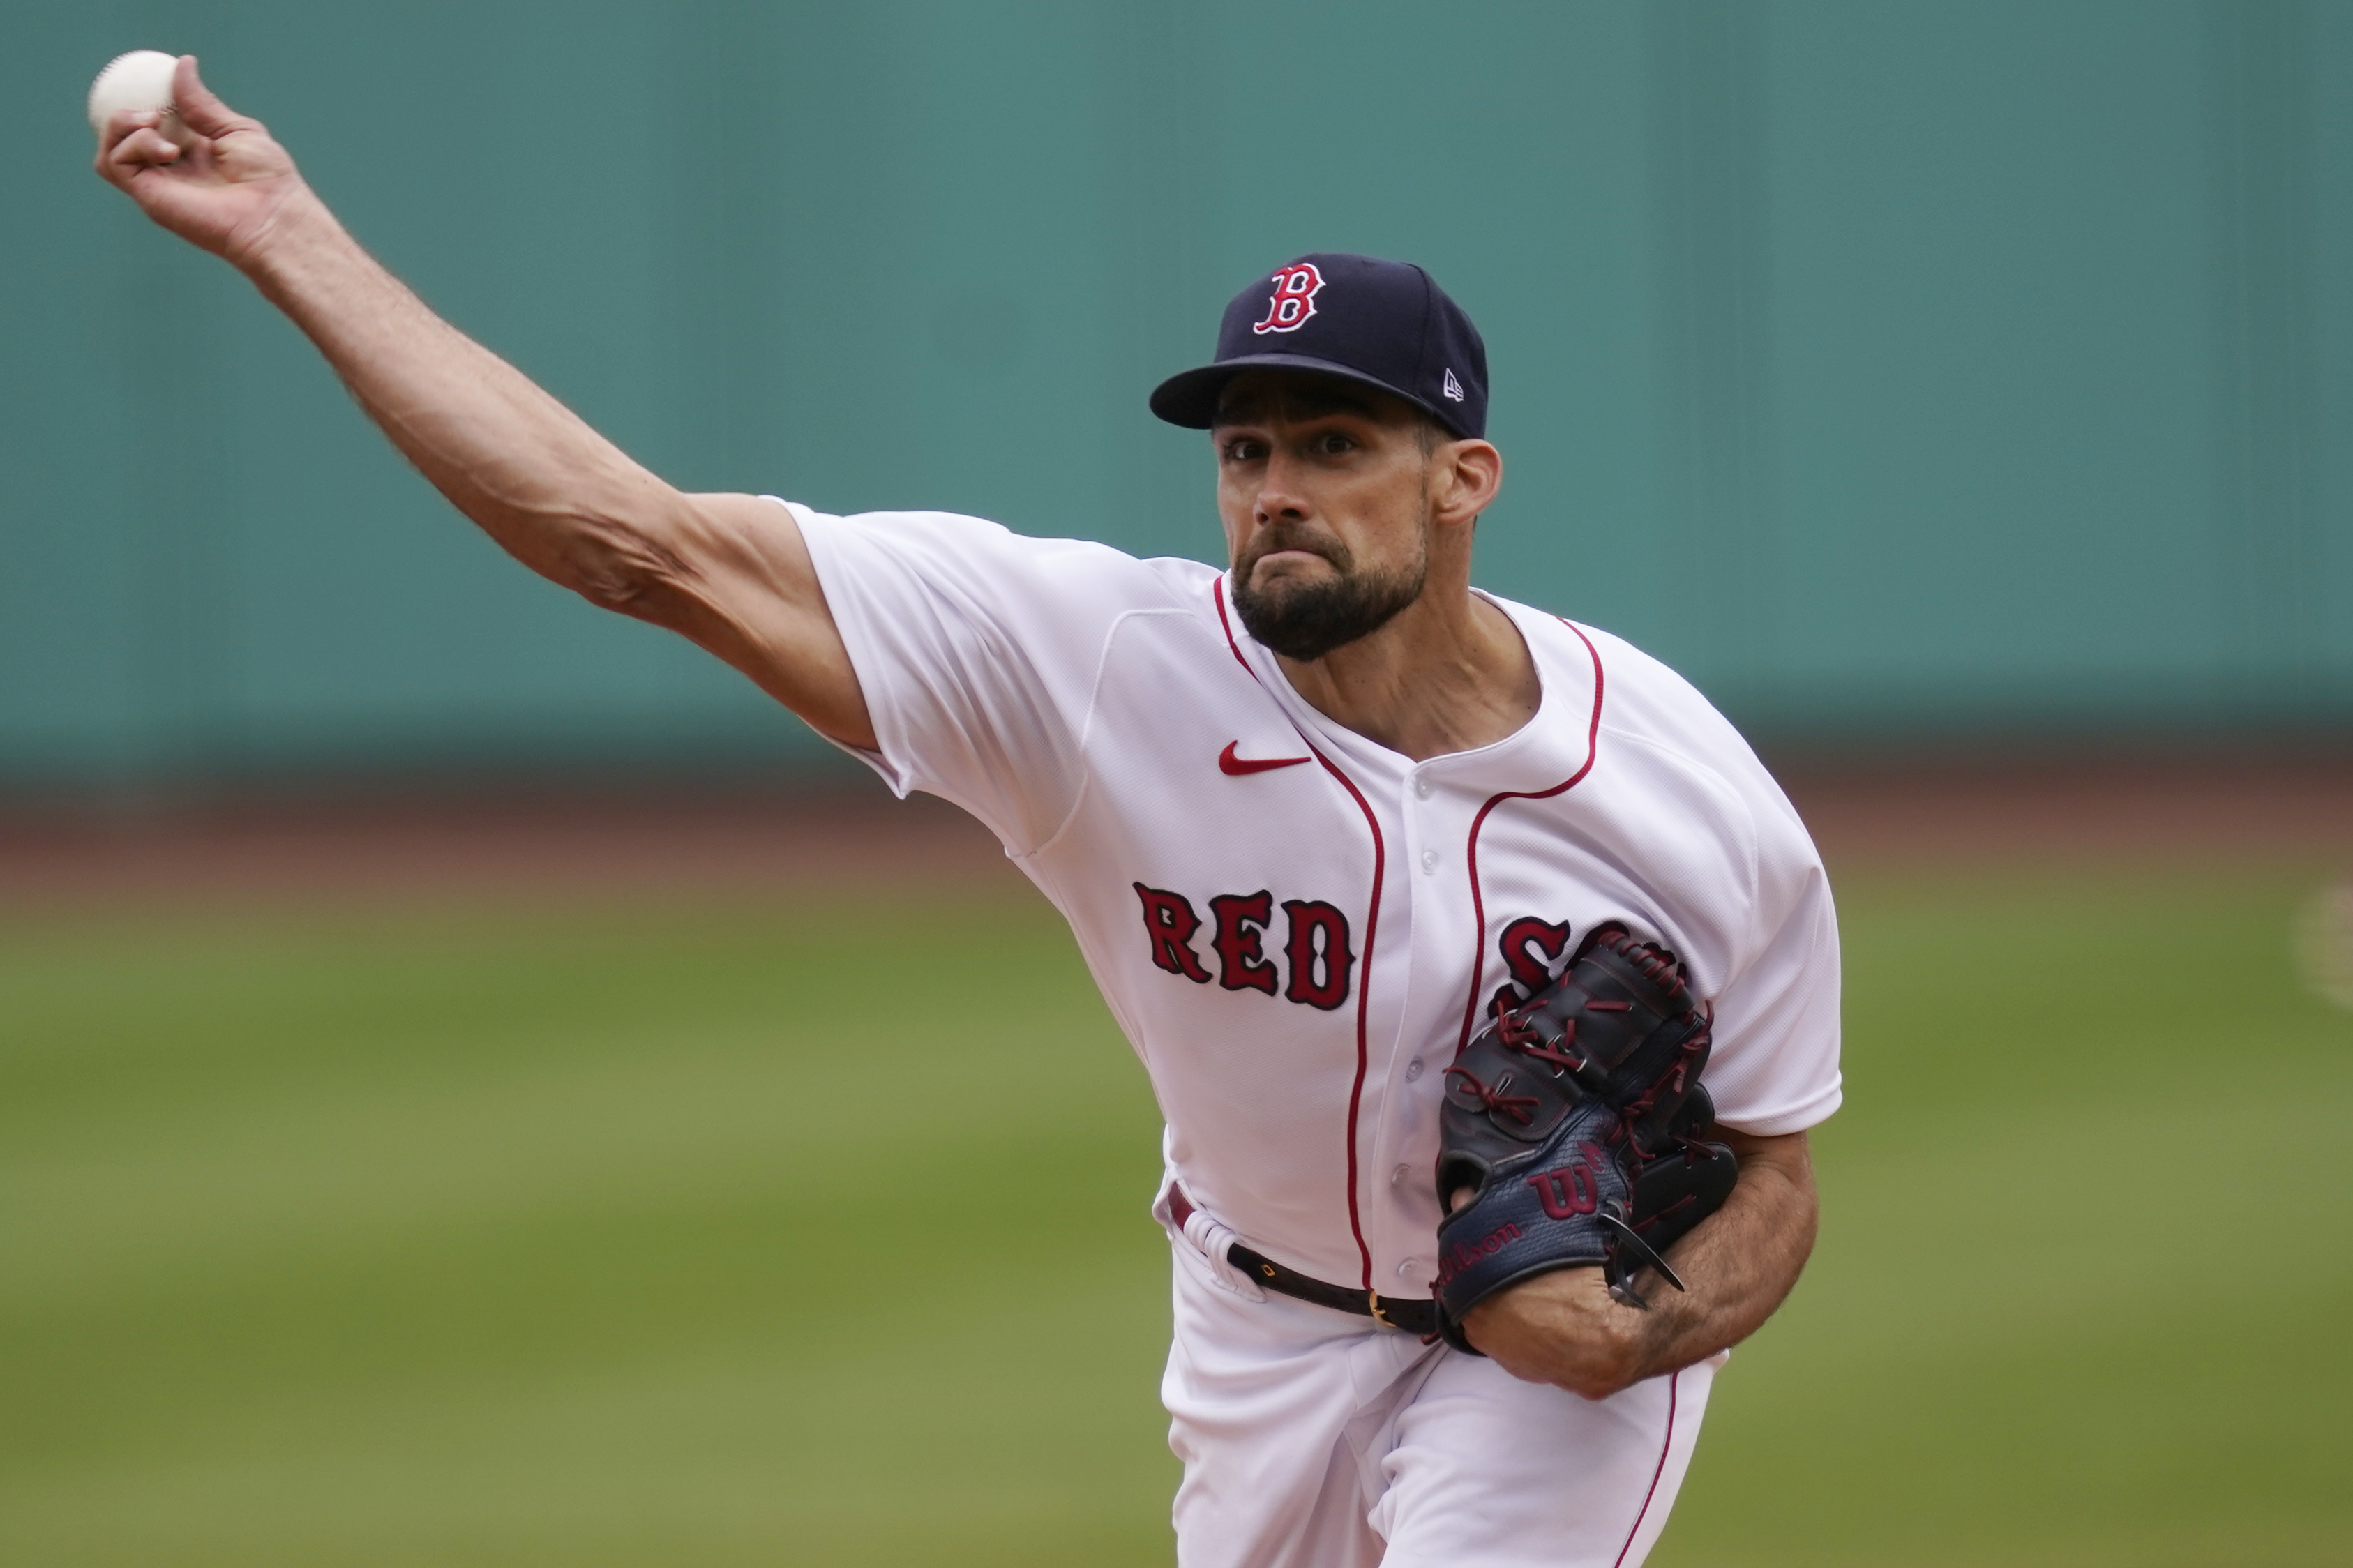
[100,61,1840,1567]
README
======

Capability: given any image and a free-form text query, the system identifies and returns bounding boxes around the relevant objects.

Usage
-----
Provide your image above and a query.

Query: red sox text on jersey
[1134,883,1579,1022]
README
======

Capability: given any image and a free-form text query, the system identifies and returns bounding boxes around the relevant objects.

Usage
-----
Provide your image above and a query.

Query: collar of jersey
[1224,585,1591,794]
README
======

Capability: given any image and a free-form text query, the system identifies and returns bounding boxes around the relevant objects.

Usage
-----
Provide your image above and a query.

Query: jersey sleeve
[1701,778,1844,1137]
[1572,624,1843,1138]
[779,499,1164,856]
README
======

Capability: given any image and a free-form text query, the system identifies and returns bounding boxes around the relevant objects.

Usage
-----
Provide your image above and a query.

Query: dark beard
[1231,552,1427,661]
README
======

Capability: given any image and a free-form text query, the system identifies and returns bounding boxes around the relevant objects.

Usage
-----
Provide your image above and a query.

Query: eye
[1221,436,1266,463]
[1314,430,1356,455]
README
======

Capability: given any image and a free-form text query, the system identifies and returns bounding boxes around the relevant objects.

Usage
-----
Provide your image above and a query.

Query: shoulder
[1497,602,1822,907]
[779,499,1224,636]
[1576,619,1822,906]
[781,501,1189,589]
[1558,619,1743,758]
[1480,601,1750,774]
[1531,617,1775,802]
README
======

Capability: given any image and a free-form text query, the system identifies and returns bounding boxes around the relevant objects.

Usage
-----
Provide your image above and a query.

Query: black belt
[1169,1184,1440,1338]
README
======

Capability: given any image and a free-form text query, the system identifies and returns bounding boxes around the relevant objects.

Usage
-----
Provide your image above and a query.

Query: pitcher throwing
[99,59,1842,1567]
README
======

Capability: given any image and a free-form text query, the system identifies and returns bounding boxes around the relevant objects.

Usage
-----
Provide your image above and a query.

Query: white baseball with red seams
[781,500,1841,1567]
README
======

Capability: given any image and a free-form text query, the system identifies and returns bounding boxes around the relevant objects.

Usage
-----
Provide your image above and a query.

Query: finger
[172,55,250,139]
[102,123,183,179]
[97,107,160,156]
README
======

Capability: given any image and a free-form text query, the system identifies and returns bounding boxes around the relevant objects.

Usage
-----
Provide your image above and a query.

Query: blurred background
[3,2,2350,1565]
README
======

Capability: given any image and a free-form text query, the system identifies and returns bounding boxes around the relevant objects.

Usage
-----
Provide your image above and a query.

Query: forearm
[1463,1129,1819,1399]
[1621,1130,1818,1378]
[96,60,875,747]
[235,188,692,609]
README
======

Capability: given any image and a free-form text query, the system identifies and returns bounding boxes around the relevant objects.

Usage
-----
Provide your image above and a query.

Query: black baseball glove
[1433,927,1738,1353]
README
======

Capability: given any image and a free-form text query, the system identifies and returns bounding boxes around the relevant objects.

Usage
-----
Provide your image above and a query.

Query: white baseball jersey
[783,500,1843,1302]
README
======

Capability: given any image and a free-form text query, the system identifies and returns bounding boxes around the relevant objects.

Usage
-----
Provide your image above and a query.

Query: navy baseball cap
[1150,253,1489,439]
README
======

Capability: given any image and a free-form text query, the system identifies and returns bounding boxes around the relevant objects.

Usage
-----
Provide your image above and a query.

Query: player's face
[1213,373,1438,661]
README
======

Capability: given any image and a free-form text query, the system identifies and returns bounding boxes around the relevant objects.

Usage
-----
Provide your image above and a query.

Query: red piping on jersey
[1613,1369,1680,1568]
[1213,581,1256,677]
[1213,578,1383,1290]
[1453,619,1607,1057]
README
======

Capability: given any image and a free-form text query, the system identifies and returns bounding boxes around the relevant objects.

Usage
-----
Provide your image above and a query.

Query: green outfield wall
[6,1,2350,787]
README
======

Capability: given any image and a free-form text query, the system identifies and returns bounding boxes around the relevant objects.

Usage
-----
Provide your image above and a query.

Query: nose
[1252,448,1311,528]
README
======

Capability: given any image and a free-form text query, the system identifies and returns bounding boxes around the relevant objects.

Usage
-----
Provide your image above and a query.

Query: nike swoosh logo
[1219,741,1312,776]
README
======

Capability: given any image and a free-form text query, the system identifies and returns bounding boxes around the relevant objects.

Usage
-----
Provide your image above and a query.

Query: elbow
[574,557,659,617]
[564,519,693,624]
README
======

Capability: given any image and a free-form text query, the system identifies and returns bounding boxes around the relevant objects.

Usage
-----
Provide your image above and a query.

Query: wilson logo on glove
[1528,1147,1607,1219]
[1435,1221,1524,1289]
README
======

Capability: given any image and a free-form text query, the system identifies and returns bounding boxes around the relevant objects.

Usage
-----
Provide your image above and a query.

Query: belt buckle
[1367,1290,1397,1329]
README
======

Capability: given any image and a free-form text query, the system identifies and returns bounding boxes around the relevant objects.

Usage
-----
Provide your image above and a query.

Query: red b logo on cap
[1251,263,1325,335]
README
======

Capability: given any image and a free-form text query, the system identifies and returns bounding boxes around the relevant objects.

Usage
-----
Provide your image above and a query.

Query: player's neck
[1274,587,1540,762]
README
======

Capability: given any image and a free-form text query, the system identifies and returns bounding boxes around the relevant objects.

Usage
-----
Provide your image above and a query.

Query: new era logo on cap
[1149,252,1491,439]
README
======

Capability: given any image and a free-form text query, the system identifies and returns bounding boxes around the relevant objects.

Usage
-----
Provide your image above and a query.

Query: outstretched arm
[1463,1127,1819,1399]
[94,56,875,751]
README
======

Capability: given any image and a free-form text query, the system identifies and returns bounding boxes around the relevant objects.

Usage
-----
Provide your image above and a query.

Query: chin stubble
[1231,541,1429,661]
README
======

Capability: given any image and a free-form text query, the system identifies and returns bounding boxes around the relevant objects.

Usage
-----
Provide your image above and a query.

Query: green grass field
[3,864,2348,1565]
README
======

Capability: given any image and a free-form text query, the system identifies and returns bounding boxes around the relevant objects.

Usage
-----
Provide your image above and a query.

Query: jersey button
[1414,777,1434,799]
[1405,1056,1424,1081]
[1420,849,1438,873]
[1390,1163,1411,1186]
[1396,1259,1424,1281]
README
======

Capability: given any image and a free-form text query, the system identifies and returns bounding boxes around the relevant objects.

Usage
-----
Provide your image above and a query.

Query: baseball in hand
[87,50,190,143]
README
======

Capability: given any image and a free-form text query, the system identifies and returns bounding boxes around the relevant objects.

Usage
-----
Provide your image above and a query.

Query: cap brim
[1148,354,1466,435]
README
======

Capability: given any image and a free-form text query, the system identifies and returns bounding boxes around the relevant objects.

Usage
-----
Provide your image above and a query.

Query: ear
[1431,439,1503,528]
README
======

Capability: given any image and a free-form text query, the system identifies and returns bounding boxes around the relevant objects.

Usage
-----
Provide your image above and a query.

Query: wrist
[227,182,340,284]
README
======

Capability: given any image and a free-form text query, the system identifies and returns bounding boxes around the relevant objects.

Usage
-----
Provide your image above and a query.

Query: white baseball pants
[1159,1209,1720,1567]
